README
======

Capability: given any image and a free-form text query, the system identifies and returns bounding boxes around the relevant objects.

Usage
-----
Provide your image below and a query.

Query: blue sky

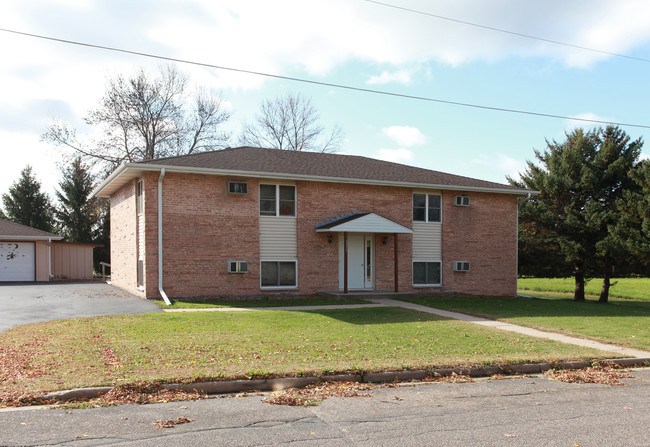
[1,0,649,198]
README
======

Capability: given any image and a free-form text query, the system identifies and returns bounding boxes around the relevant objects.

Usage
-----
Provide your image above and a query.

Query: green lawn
[403,294,650,351]
[0,307,607,397]
[518,277,650,301]
[151,296,371,309]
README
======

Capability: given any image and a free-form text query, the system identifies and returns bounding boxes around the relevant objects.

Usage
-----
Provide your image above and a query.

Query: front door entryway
[339,234,373,289]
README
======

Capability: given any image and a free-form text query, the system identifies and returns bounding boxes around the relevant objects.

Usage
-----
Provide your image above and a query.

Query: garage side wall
[110,179,140,295]
[51,243,95,280]
[35,240,50,282]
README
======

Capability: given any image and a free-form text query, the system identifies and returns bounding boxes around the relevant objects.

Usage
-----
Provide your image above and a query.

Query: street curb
[41,357,650,403]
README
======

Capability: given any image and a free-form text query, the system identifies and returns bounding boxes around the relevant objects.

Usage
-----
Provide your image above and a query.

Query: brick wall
[110,172,519,298]
[144,173,261,298]
[109,179,141,296]
[441,191,518,296]
[296,181,413,293]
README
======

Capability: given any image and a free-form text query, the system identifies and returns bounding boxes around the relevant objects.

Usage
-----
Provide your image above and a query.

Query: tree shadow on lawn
[288,306,448,325]
[402,295,650,320]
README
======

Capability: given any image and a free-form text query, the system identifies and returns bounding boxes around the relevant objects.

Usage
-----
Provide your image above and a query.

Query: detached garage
[0,218,62,282]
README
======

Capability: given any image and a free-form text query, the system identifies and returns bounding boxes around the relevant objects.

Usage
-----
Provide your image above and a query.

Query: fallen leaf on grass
[0,341,53,382]
[154,416,194,429]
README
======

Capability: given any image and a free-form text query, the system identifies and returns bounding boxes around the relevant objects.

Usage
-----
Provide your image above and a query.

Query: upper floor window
[136,180,143,216]
[413,193,441,222]
[260,184,295,217]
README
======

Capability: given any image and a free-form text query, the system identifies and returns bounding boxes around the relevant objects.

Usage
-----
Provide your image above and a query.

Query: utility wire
[363,0,650,64]
[1,27,648,129]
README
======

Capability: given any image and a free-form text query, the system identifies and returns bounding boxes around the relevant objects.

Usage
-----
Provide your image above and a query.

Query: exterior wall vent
[453,261,470,272]
[454,195,470,207]
[228,260,248,273]
[228,181,248,194]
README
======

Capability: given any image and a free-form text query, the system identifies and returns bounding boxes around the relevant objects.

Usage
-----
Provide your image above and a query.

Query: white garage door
[0,242,35,281]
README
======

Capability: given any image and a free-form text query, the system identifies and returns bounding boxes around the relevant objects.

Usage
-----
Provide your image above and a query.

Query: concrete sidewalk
[164,298,650,359]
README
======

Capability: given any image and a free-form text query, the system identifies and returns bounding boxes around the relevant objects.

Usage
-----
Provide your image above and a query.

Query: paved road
[1,369,648,446]
[0,282,161,333]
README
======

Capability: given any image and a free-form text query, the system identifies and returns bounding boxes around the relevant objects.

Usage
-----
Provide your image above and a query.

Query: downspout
[48,237,52,280]
[158,168,172,305]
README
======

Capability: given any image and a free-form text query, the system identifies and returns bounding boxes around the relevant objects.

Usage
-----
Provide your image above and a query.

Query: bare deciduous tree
[43,66,231,170]
[239,92,343,152]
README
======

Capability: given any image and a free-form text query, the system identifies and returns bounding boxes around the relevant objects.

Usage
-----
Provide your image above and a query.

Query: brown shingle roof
[139,147,522,192]
[0,218,61,239]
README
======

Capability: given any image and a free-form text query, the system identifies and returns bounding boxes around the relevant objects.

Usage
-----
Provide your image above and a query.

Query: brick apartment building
[94,147,532,301]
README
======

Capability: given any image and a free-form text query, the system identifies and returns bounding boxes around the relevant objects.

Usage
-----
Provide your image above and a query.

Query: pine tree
[55,157,98,242]
[1,166,54,232]
[511,126,644,302]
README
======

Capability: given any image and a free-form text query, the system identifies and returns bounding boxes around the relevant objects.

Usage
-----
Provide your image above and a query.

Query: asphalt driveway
[0,282,162,333]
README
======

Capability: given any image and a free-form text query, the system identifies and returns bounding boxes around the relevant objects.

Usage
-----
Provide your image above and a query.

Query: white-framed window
[413,193,441,222]
[261,260,297,288]
[136,180,144,216]
[413,261,442,286]
[260,184,295,217]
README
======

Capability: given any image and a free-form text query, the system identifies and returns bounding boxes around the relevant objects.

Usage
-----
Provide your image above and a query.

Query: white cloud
[565,112,615,130]
[374,148,415,164]
[639,153,650,161]
[474,153,527,182]
[367,69,413,85]
[383,126,427,147]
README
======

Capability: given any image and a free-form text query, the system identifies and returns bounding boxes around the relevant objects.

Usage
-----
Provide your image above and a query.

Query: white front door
[339,234,373,289]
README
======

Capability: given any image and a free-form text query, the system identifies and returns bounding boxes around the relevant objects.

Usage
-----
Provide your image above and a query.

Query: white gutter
[0,235,63,241]
[94,162,540,198]
[158,168,171,305]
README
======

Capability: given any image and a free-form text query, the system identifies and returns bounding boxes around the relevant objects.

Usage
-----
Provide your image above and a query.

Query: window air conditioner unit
[228,181,248,194]
[228,260,248,273]
[453,261,470,272]
[454,195,470,207]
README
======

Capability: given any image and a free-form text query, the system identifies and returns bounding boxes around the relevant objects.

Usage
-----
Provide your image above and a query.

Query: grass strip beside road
[402,294,650,351]
[150,296,372,309]
[0,307,608,397]
[518,277,650,301]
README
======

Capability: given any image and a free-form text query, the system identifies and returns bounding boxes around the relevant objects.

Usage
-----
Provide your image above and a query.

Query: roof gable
[316,213,413,234]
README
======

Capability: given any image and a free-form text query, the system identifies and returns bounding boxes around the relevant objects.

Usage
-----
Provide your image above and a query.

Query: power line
[1,27,648,129]
[363,0,650,64]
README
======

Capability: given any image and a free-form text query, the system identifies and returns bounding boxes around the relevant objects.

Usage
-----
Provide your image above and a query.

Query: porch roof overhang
[315,212,413,234]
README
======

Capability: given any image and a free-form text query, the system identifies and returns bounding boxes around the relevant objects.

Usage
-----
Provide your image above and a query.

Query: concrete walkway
[164,298,650,358]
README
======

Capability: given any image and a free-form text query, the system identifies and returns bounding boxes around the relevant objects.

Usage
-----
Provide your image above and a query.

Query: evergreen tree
[610,159,650,274]
[1,166,54,232]
[511,126,644,302]
[587,127,643,302]
[54,157,97,242]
